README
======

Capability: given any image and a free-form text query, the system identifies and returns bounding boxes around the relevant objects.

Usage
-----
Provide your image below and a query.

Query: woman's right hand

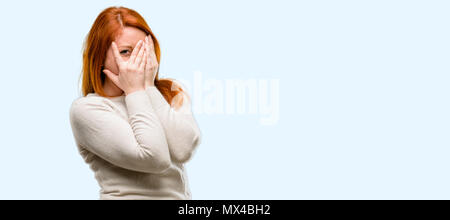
[103,40,147,95]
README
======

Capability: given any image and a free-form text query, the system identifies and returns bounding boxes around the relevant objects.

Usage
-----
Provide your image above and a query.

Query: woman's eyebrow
[118,45,133,49]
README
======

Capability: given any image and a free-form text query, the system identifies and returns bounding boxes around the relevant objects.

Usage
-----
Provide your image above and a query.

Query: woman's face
[104,26,153,76]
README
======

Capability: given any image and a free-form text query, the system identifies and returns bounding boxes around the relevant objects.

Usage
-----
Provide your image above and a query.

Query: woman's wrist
[145,82,155,89]
[125,87,145,96]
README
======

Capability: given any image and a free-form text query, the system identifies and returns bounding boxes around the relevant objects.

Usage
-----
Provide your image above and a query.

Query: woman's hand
[144,35,159,88]
[103,40,147,95]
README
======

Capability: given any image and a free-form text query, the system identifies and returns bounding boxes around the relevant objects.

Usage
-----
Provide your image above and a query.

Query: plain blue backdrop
[0,0,449,199]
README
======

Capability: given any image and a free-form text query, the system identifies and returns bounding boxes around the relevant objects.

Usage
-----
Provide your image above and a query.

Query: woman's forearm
[145,85,201,163]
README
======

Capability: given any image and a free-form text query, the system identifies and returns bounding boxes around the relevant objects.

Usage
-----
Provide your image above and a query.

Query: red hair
[81,6,183,107]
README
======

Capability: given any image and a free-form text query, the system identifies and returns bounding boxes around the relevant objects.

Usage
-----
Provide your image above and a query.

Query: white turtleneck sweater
[69,84,201,200]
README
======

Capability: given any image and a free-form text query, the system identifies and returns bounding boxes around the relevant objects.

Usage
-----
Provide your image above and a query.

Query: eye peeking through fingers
[120,49,131,56]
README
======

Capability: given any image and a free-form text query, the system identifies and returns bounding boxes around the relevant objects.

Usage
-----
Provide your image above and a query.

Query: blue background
[0,0,448,199]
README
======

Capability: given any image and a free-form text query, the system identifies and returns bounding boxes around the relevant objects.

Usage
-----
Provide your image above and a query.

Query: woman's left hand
[144,35,158,88]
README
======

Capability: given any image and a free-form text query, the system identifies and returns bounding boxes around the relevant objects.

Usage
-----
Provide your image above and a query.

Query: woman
[69,6,201,200]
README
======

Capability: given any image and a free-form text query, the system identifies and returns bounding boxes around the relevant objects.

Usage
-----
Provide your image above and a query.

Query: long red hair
[81,6,183,106]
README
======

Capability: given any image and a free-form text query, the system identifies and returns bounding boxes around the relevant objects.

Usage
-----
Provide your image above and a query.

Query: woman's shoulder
[69,94,113,120]
[71,93,106,109]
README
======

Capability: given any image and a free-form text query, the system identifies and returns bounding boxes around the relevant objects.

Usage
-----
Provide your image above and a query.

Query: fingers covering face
[111,42,123,66]
[129,40,143,63]
[145,35,157,66]
[139,51,147,70]
[134,40,146,65]
[111,37,153,70]
[145,36,151,66]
